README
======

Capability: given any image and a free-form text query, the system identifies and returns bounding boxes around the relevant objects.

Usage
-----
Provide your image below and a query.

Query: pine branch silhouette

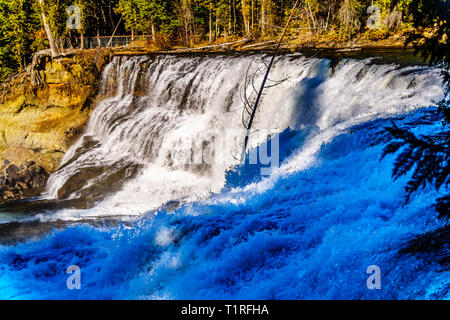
[382,122,449,219]
[386,0,450,220]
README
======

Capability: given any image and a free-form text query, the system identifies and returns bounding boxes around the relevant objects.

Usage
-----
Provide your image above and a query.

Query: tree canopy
[2,0,442,79]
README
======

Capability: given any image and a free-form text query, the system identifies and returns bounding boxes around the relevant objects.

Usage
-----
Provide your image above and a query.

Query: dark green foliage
[0,0,440,80]
[385,0,449,219]
[401,0,449,66]
[0,0,42,78]
[382,123,449,208]
[383,97,449,221]
[401,0,449,125]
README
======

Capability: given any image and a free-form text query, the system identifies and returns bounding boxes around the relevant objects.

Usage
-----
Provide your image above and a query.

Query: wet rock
[0,50,112,204]
[15,182,28,190]
[57,166,106,199]
[6,165,20,180]
[1,50,111,185]
[0,160,49,203]
[3,191,14,199]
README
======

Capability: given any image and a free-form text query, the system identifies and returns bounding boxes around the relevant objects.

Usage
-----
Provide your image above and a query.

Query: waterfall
[1,53,447,300]
[43,54,444,220]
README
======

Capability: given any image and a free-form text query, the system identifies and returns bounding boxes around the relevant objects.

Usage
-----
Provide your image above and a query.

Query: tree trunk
[241,0,300,156]
[174,37,250,52]
[228,0,232,36]
[241,0,251,35]
[306,2,317,32]
[97,30,101,47]
[261,0,273,37]
[209,4,213,43]
[152,24,156,41]
[38,0,58,57]
[261,0,266,36]
[251,0,254,33]
[184,14,189,45]
[80,32,84,49]
[233,0,237,34]
[215,12,219,39]
[68,33,74,49]
[107,16,122,47]
[325,4,331,31]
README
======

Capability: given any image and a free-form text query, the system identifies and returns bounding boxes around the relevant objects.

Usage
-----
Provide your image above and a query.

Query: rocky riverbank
[0,160,49,201]
[0,49,111,203]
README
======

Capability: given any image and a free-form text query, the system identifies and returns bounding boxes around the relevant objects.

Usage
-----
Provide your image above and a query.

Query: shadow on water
[0,198,105,244]
[0,219,126,245]
[0,197,99,214]
[0,195,184,245]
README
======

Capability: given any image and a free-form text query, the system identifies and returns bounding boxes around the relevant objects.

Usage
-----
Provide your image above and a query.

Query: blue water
[0,108,448,300]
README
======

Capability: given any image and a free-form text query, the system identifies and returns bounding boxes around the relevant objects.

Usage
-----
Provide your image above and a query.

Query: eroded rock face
[0,160,49,201]
[0,49,111,203]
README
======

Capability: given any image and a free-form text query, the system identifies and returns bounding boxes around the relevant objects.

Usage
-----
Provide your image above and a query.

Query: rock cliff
[0,49,111,202]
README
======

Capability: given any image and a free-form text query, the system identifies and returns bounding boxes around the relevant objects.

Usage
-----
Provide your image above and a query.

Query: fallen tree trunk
[174,38,251,52]
[241,36,301,50]
[241,40,277,49]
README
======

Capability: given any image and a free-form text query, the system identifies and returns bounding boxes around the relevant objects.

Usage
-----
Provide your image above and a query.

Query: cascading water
[41,54,443,221]
[0,53,447,300]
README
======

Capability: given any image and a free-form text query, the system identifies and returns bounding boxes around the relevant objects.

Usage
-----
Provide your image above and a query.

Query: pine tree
[384,0,449,219]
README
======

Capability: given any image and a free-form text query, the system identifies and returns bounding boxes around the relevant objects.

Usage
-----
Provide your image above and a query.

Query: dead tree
[240,56,290,129]
[240,0,300,160]
[38,0,59,58]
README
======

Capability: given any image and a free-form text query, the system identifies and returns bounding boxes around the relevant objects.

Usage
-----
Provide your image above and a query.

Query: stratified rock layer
[0,49,111,202]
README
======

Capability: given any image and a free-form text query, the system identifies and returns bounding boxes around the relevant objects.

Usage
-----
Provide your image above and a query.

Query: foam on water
[0,108,447,300]
[0,54,447,300]
[37,54,444,221]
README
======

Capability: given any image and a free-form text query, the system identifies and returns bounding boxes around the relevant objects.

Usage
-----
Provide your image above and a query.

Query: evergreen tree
[0,0,446,80]
[383,0,449,219]
[0,0,41,76]
[0,0,16,77]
